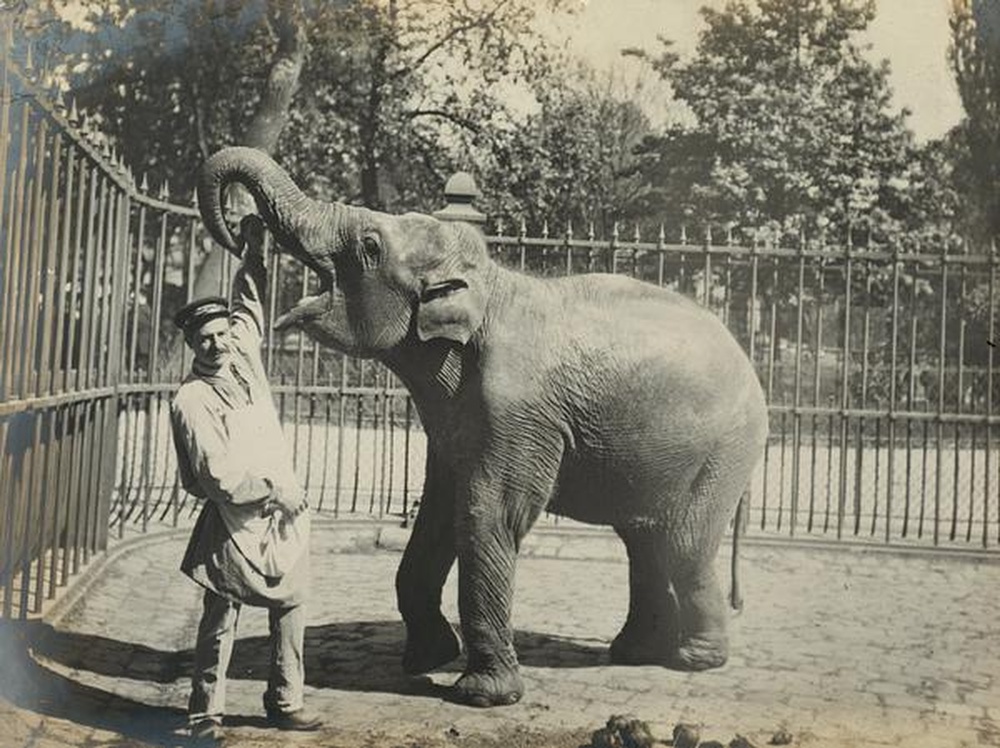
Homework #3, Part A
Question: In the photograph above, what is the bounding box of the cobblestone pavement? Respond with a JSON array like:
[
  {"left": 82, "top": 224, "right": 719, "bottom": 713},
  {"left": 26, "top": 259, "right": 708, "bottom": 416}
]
[{"left": 1, "top": 520, "right": 999, "bottom": 748}]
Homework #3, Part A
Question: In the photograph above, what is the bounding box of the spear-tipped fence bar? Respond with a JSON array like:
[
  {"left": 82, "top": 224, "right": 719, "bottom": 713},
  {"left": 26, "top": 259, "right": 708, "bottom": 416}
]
[{"left": 2, "top": 27, "right": 999, "bottom": 623}]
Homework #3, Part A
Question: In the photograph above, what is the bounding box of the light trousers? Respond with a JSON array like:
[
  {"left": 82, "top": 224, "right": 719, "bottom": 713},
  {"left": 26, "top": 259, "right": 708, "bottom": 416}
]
[{"left": 188, "top": 588, "right": 305, "bottom": 723}]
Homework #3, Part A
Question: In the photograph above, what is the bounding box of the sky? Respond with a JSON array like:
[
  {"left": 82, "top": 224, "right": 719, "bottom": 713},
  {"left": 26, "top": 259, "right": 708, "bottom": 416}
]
[{"left": 547, "top": 0, "right": 964, "bottom": 142}]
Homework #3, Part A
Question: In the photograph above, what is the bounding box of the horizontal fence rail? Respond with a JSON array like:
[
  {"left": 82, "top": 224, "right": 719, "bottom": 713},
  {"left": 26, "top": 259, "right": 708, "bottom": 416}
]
[{"left": 2, "top": 22, "right": 998, "bottom": 624}]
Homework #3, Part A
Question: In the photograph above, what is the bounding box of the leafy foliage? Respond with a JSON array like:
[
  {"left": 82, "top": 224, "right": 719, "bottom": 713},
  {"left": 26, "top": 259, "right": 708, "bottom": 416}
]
[
  {"left": 29, "top": 0, "right": 576, "bottom": 212},
  {"left": 32, "top": 0, "right": 286, "bottom": 197},
  {"left": 949, "top": 0, "right": 1000, "bottom": 244},
  {"left": 631, "top": 0, "right": 948, "bottom": 249},
  {"left": 476, "top": 65, "right": 654, "bottom": 236}
]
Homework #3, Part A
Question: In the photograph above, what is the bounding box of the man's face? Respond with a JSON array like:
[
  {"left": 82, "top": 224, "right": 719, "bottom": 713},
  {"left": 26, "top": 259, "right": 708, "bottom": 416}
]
[{"left": 186, "top": 317, "right": 232, "bottom": 369}]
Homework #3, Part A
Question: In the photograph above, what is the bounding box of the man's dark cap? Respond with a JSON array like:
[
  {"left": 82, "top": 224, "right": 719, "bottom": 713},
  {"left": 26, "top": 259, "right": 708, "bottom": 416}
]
[{"left": 173, "top": 296, "right": 230, "bottom": 333}]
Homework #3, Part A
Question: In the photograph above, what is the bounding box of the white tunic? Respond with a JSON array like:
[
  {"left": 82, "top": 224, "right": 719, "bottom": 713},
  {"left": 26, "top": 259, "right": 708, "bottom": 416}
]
[{"left": 170, "top": 258, "right": 309, "bottom": 583}]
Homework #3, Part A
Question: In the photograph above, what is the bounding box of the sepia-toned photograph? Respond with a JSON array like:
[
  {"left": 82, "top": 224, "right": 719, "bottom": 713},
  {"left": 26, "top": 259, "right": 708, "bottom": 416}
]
[{"left": 0, "top": 1, "right": 997, "bottom": 746}]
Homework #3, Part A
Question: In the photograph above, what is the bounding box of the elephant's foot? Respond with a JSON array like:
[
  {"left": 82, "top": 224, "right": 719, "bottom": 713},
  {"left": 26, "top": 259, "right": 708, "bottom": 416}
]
[
  {"left": 402, "top": 614, "right": 462, "bottom": 675},
  {"left": 609, "top": 626, "right": 676, "bottom": 666},
  {"left": 670, "top": 634, "right": 728, "bottom": 671},
  {"left": 451, "top": 668, "right": 524, "bottom": 708}
]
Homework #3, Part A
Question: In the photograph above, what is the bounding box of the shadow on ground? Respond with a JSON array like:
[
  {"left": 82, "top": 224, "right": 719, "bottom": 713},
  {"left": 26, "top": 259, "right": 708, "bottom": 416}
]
[
  {"left": 4, "top": 618, "right": 610, "bottom": 716},
  {"left": 0, "top": 622, "right": 190, "bottom": 747},
  {"left": 1, "top": 619, "right": 599, "bottom": 748}
]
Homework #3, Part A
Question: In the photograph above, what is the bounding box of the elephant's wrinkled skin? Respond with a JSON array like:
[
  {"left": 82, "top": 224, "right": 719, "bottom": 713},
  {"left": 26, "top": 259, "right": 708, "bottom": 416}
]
[{"left": 197, "top": 147, "right": 769, "bottom": 708}]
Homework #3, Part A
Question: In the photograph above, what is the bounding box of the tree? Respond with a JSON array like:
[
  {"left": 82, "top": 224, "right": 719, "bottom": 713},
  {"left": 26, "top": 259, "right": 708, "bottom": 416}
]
[
  {"left": 24, "top": 0, "right": 578, "bottom": 368},
  {"left": 279, "top": 0, "right": 576, "bottom": 213},
  {"left": 477, "top": 64, "right": 654, "bottom": 237},
  {"left": 33, "top": 0, "right": 575, "bottom": 211},
  {"left": 632, "top": 0, "right": 924, "bottom": 248},
  {"left": 949, "top": 0, "right": 1000, "bottom": 243},
  {"left": 27, "top": 0, "right": 309, "bottom": 311},
  {"left": 30, "top": 1, "right": 305, "bottom": 196}
]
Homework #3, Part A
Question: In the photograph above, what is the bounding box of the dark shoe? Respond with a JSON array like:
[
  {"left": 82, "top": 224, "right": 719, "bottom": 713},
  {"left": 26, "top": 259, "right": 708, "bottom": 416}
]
[
  {"left": 189, "top": 718, "right": 223, "bottom": 741},
  {"left": 265, "top": 708, "right": 323, "bottom": 731}
]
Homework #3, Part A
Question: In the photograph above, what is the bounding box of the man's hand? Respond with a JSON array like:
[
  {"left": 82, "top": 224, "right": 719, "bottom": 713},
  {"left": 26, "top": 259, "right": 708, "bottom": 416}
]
[
  {"left": 237, "top": 214, "right": 268, "bottom": 266},
  {"left": 260, "top": 481, "right": 309, "bottom": 520}
]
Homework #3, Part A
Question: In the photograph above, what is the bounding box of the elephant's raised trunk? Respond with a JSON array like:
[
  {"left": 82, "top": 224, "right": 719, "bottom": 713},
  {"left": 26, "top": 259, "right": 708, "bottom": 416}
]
[{"left": 196, "top": 146, "right": 355, "bottom": 278}]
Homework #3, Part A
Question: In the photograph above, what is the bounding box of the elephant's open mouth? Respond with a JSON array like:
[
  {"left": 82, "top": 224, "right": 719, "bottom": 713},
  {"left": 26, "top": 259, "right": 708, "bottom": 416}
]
[{"left": 273, "top": 277, "right": 335, "bottom": 332}]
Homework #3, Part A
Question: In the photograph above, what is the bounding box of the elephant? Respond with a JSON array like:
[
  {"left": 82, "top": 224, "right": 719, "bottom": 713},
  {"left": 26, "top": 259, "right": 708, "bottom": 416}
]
[{"left": 196, "top": 146, "right": 769, "bottom": 708}]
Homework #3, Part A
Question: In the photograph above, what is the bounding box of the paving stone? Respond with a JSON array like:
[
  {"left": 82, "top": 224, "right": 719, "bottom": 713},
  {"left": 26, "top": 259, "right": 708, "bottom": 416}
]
[{"left": 1, "top": 527, "right": 998, "bottom": 747}]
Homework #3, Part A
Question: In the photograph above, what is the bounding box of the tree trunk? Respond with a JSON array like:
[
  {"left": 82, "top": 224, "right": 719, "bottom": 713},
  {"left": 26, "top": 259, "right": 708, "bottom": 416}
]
[
  {"left": 168, "top": 0, "right": 307, "bottom": 373},
  {"left": 359, "top": 0, "right": 397, "bottom": 210},
  {"left": 191, "top": 0, "right": 308, "bottom": 300}
]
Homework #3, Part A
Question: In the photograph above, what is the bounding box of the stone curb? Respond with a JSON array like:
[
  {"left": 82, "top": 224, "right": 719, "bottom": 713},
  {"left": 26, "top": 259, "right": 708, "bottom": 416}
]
[
  {"left": 376, "top": 522, "right": 1000, "bottom": 564},
  {"left": 38, "top": 516, "right": 1000, "bottom": 628}
]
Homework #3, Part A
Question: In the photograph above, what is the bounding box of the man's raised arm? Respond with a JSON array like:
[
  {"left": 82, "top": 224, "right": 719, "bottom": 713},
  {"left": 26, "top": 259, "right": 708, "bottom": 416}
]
[{"left": 230, "top": 215, "right": 270, "bottom": 346}]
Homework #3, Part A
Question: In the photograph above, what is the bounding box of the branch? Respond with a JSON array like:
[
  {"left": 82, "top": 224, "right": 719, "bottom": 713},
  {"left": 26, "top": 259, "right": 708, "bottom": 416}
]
[
  {"left": 388, "top": 0, "right": 513, "bottom": 81},
  {"left": 406, "top": 108, "right": 482, "bottom": 134}
]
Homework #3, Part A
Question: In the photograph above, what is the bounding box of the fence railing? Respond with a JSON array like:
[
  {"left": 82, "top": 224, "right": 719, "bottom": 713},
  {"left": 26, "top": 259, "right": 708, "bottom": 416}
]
[
  {"left": 109, "top": 223, "right": 1000, "bottom": 555},
  {"left": 0, "top": 27, "right": 218, "bottom": 619},
  {"left": 2, "top": 22, "right": 998, "bottom": 625}
]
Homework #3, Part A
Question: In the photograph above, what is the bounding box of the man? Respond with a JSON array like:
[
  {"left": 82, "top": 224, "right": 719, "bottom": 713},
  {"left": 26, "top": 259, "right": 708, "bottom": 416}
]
[{"left": 170, "top": 215, "right": 322, "bottom": 740}]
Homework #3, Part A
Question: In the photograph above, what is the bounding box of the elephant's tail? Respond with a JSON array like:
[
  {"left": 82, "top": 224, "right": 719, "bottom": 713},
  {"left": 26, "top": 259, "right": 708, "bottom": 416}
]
[{"left": 729, "top": 493, "right": 746, "bottom": 612}]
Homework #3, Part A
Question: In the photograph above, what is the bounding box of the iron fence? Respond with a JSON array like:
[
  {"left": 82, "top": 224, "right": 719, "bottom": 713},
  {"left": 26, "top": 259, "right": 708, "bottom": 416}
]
[
  {"left": 2, "top": 23, "right": 998, "bottom": 624},
  {"left": 105, "top": 221, "right": 1000, "bottom": 556}
]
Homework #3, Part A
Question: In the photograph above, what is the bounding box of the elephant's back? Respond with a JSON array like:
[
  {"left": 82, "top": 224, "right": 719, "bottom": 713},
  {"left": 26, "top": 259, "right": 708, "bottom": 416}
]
[
  {"left": 551, "top": 273, "right": 758, "bottom": 395},
  {"left": 557, "top": 273, "right": 734, "bottom": 346}
]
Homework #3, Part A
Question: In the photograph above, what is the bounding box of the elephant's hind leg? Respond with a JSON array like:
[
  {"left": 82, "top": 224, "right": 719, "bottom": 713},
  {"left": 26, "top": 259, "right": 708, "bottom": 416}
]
[
  {"left": 665, "top": 451, "right": 753, "bottom": 672},
  {"left": 609, "top": 526, "right": 680, "bottom": 666},
  {"left": 667, "top": 555, "right": 730, "bottom": 671}
]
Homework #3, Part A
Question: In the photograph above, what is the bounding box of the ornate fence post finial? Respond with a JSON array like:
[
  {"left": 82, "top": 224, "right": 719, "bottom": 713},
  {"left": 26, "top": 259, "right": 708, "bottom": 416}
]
[{"left": 433, "top": 171, "right": 486, "bottom": 230}]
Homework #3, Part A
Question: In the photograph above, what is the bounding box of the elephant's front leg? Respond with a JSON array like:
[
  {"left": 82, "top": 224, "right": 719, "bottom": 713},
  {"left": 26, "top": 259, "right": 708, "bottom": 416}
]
[
  {"left": 396, "top": 453, "right": 461, "bottom": 675},
  {"left": 452, "top": 455, "right": 557, "bottom": 707}
]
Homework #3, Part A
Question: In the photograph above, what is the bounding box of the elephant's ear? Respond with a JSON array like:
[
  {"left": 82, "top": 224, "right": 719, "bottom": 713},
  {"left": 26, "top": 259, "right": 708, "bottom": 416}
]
[{"left": 416, "top": 275, "right": 485, "bottom": 345}]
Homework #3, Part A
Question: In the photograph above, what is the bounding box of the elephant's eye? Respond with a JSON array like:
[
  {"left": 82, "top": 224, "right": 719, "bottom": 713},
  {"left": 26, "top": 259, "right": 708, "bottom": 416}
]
[{"left": 359, "top": 235, "right": 381, "bottom": 270}]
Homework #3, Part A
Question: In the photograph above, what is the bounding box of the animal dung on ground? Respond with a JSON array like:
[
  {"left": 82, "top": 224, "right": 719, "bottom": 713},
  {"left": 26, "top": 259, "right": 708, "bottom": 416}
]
[
  {"left": 673, "top": 722, "right": 702, "bottom": 748},
  {"left": 589, "top": 714, "right": 660, "bottom": 748},
  {"left": 769, "top": 728, "right": 793, "bottom": 745}
]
